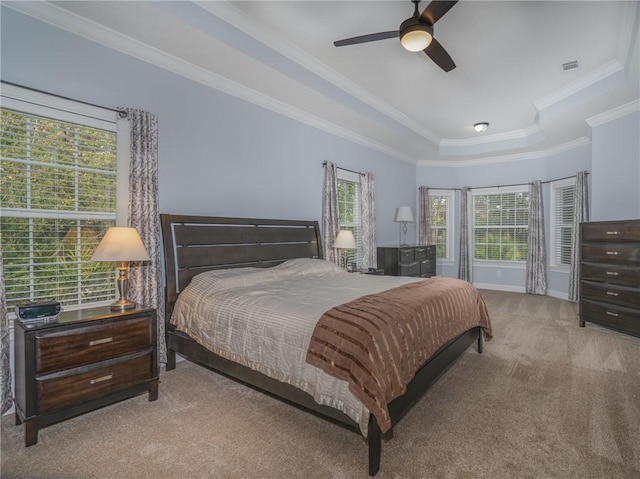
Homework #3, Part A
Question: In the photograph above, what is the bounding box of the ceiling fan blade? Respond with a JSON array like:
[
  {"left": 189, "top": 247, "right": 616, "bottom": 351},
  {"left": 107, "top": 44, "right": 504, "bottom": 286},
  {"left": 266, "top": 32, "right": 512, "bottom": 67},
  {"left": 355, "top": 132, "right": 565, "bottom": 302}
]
[
  {"left": 334, "top": 30, "right": 399, "bottom": 47},
  {"left": 420, "top": 1, "right": 458, "bottom": 26},
  {"left": 424, "top": 37, "right": 456, "bottom": 72}
]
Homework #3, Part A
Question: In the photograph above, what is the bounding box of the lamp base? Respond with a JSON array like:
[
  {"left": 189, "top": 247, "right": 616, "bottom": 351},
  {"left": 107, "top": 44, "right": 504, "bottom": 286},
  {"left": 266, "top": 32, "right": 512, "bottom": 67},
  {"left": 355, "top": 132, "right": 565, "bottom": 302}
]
[{"left": 110, "top": 298, "right": 136, "bottom": 311}]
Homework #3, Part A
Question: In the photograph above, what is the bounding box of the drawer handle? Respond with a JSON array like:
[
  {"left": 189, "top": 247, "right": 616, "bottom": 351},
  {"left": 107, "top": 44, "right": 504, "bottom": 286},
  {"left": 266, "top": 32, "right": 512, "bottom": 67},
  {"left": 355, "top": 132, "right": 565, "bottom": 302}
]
[
  {"left": 606, "top": 291, "right": 619, "bottom": 297},
  {"left": 606, "top": 231, "right": 621, "bottom": 235},
  {"left": 89, "top": 337, "right": 113, "bottom": 346},
  {"left": 606, "top": 251, "right": 619, "bottom": 256},
  {"left": 606, "top": 311, "right": 619, "bottom": 317},
  {"left": 89, "top": 374, "right": 113, "bottom": 385},
  {"left": 606, "top": 271, "right": 619, "bottom": 276}
]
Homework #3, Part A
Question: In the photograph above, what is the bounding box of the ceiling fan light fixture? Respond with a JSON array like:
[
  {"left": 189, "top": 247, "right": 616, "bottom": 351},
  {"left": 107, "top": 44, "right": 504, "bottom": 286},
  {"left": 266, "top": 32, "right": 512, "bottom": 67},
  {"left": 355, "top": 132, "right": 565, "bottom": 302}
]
[
  {"left": 401, "top": 28, "right": 433, "bottom": 52},
  {"left": 400, "top": 18, "right": 433, "bottom": 52},
  {"left": 474, "top": 122, "right": 489, "bottom": 133}
]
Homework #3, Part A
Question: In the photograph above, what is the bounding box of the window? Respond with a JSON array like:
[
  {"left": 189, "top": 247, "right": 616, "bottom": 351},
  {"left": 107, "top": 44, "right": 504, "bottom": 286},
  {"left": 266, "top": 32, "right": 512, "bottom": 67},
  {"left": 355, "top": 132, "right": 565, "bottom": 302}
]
[
  {"left": 550, "top": 178, "right": 576, "bottom": 268},
  {"left": 337, "top": 169, "right": 362, "bottom": 268},
  {"left": 473, "top": 187, "right": 529, "bottom": 262},
  {"left": 1, "top": 85, "right": 121, "bottom": 309},
  {"left": 428, "top": 190, "right": 454, "bottom": 261}
]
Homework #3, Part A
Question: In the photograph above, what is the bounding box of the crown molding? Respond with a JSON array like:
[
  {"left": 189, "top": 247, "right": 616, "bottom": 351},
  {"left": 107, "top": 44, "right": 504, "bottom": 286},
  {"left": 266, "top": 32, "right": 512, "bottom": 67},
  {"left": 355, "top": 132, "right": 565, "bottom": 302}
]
[
  {"left": 194, "top": 1, "right": 441, "bottom": 145},
  {"left": 4, "top": 1, "right": 417, "bottom": 165},
  {"left": 586, "top": 99, "right": 640, "bottom": 128},
  {"left": 418, "top": 136, "right": 590, "bottom": 168},
  {"left": 534, "top": 59, "right": 624, "bottom": 116}
]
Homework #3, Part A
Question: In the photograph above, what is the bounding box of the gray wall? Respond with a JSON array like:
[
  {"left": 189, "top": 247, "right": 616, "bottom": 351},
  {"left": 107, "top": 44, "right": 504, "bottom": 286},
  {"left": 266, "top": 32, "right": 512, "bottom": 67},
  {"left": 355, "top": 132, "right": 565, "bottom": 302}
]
[
  {"left": 2, "top": 7, "right": 638, "bottom": 298},
  {"left": 416, "top": 119, "right": 640, "bottom": 298},
  {"left": 0, "top": 7, "right": 415, "bottom": 247},
  {"left": 591, "top": 112, "right": 640, "bottom": 221}
]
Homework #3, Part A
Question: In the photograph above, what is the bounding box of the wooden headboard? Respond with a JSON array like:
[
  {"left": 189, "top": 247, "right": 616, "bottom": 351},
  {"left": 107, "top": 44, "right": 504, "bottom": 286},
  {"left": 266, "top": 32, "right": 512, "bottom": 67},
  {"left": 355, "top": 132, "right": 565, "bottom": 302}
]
[{"left": 160, "top": 214, "right": 323, "bottom": 317}]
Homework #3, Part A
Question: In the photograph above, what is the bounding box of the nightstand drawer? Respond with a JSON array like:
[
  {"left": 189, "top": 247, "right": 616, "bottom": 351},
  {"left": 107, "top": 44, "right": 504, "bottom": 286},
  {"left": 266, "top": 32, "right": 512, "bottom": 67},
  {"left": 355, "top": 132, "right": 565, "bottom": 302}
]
[
  {"left": 399, "top": 261, "right": 419, "bottom": 276},
  {"left": 36, "top": 316, "right": 152, "bottom": 374},
  {"left": 399, "top": 248, "right": 415, "bottom": 261},
  {"left": 37, "top": 351, "right": 152, "bottom": 414}
]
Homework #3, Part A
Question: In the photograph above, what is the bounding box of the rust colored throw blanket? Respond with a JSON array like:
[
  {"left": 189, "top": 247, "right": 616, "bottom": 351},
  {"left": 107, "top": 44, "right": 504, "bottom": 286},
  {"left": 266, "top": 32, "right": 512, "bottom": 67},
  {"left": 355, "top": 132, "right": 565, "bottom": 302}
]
[{"left": 306, "top": 277, "right": 492, "bottom": 433}]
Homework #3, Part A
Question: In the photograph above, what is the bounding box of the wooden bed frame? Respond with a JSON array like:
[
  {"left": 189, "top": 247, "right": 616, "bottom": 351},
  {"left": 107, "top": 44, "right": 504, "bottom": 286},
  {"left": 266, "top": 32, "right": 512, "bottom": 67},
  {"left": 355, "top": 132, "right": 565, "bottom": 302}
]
[{"left": 160, "top": 214, "right": 483, "bottom": 476}]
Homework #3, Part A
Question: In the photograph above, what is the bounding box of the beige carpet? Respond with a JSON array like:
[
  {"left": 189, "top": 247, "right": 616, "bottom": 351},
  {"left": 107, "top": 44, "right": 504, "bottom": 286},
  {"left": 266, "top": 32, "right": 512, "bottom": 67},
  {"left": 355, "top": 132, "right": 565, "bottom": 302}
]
[{"left": 2, "top": 290, "right": 639, "bottom": 479}]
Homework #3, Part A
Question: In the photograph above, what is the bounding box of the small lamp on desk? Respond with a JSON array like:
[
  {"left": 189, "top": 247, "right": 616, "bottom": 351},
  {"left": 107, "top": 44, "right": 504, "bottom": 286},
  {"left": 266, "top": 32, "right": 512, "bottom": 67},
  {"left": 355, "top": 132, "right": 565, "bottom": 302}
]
[
  {"left": 395, "top": 206, "right": 414, "bottom": 246},
  {"left": 333, "top": 230, "right": 356, "bottom": 270},
  {"left": 91, "top": 227, "right": 150, "bottom": 311}
]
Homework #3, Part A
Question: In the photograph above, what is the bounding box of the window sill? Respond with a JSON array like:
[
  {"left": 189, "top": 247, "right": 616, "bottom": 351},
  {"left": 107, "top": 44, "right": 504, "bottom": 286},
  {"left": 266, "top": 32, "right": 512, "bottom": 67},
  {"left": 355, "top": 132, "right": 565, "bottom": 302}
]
[{"left": 473, "top": 260, "right": 526, "bottom": 270}]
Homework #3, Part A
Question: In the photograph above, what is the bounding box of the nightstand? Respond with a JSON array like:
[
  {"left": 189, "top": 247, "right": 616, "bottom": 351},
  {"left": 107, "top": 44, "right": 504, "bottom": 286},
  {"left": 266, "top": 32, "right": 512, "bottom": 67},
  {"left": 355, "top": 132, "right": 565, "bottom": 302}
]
[
  {"left": 377, "top": 245, "right": 436, "bottom": 277},
  {"left": 13, "top": 304, "right": 158, "bottom": 446}
]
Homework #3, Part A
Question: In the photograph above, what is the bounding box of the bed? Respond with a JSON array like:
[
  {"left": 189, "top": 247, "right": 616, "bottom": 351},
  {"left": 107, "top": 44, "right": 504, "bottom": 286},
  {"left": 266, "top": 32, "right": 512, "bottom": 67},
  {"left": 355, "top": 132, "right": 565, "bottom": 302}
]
[{"left": 160, "top": 214, "right": 492, "bottom": 476}]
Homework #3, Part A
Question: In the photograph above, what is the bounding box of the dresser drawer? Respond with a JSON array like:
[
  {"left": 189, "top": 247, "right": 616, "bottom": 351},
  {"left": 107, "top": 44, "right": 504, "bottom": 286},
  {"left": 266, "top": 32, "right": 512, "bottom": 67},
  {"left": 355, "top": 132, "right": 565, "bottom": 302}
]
[
  {"left": 36, "top": 316, "right": 153, "bottom": 374},
  {"left": 581, "top": 281, "right": 640, "bottom": 309},
  {"left": 581, "top": 262, "right": 640, "bottom": 287},
  {"left": 420, "top": 259, "right": 435, "bottom": 275},
  {"left": 399, "top": 261, "right": 420, "bottom": 276},
  {"left": 582, "top": 222, "right": 640, "bottom": 242},
  {"left": 581, "top": 243, "right": 640, "bottom": 264},
  {"left": 581, "top": 300, "right": 639, "bottom": 336},
  {"left": 399, "top": 248, "right": 415, "bottom": 261},
  {"left": 37, "top": 351, "right": 153, "bottom": 414},
  {"left": 414, "top": 248, "right": 427, "bottom": 260}
]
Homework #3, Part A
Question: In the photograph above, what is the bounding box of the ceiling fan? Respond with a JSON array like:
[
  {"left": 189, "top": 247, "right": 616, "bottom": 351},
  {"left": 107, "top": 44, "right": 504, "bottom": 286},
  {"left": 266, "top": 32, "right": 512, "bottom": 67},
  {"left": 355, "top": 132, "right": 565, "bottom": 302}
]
[{"left": 333, "top": 0, "right": 458, "bottom": 72}]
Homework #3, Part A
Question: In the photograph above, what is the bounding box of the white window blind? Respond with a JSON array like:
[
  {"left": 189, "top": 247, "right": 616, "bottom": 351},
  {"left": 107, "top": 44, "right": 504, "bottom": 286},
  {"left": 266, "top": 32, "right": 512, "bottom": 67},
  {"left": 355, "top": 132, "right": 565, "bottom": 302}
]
[
  {"left": 551, "top": 179, "right": 576, "bottom": 267},
  {"left": 337, "top": 169, "right": 362, "bottom": 268},
  {"left": 1, "top": 88, "right": 119, "bottom": 308},
  {"left": 473, "top": 187, "right": 529, "bottom": 262},
  {"left": 428, "top": 190, "right": 454, "bottom": 261}
]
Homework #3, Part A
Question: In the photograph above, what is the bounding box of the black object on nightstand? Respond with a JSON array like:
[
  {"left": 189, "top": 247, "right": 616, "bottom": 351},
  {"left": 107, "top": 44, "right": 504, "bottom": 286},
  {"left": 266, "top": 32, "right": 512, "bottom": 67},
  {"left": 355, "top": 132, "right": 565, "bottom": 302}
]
[
  {"left": 377, "top": 245, "right": 436, "bottom": 277},
  {"left": 13, "top": 304, "right": 159, "bottom": 446}
]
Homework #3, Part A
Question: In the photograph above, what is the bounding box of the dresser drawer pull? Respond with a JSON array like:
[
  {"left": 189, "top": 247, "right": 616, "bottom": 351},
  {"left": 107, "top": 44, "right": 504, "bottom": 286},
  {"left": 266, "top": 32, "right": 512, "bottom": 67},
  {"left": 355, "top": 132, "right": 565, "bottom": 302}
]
[
  {"left": 605, "top": 231, "right": 621, "bottom": 235},
  {"left": 606, "top": 291, "right": 619, "bottom": 297},
  {"left": 606, "top": 271, "right": 619, "bottom": 276},
  {"left": 606, "top": 251, "right": 619, "bottom": 256},
  {"left": 89, "top": 374, "right": 113, "bottom": 385},
  {"left": 89, "top": 337, "right": 113, "bottom": 346},
  {"left": 606, "top": 311, "right": 619, "bottom": 317}
]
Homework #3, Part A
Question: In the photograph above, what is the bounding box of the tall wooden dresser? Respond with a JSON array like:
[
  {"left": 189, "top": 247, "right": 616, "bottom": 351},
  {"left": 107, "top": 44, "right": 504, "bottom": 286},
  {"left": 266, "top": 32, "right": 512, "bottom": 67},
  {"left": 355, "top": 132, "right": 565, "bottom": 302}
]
[
  {"left": 579, "top": 219, "right": 640, "bottom": 337},
  {"left": 376, "top": 245, "right": 436, "bottom": 278}
]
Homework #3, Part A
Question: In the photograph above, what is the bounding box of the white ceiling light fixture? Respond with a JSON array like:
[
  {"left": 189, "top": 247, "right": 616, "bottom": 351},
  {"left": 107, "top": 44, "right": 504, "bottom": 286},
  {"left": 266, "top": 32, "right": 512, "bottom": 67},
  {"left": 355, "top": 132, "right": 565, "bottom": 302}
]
[{"left": 474, "top": 122, "right": 489, "bottom": 133}]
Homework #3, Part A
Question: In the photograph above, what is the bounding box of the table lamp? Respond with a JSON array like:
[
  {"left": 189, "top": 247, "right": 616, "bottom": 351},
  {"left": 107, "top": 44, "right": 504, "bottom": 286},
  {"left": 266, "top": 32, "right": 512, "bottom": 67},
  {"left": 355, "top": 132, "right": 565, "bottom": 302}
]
[
  {"left": 395, "top": 206, "right": 414, "bottom": 246},
  {"left": 333, "top": 230, "right": 356, "bottom": 270},
  {"left": 91, "top": 227, "right": 150, "bottom": 311}
]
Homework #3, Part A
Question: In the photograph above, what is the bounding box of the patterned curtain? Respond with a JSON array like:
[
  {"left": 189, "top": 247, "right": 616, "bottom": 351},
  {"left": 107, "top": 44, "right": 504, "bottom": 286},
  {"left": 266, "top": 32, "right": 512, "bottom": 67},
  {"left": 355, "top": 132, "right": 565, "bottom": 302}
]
[
  {"left": 569, "top": 171, "right": 589, "bottom": 302},
  {"left": 0, "top": 248, "right": 12, "bottom": 414},
  {"left": 322, "top": 162, "right": 340, "bottom": 265},
  {"left": 526, "top": 180, "right": 547, "bottom": 295},
  {"left": 121, "top": 109, "right": 166, "bottom": 364},
  {"left": 360, "top": 172, "right": 377, "bottom": 269},
  {"left": 418, "top": 186, "right": 431, "bottom": 245},
  {"left": 458, "top": 187, "right": 471, "bottom": 281}
]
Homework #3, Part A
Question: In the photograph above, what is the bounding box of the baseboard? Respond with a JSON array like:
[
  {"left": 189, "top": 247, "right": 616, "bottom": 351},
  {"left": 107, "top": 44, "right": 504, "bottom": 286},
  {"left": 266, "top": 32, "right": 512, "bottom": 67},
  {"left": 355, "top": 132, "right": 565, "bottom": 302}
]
[
  {"left": 474, "top": 283, "right": 571, "bottom": 302},
  {"left": 473, "top": 282, "right": 526, "bottom": 293}
]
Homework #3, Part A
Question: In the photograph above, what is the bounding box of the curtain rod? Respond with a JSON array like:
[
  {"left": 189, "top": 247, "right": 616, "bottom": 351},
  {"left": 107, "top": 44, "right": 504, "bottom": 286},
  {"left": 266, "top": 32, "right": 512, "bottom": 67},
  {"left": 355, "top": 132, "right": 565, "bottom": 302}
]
[
  {"left": 1, "top": 80, "right": 128, "bottom": 118},
  {"left": 322, "top": 161, "right": 365, "bottom": 176},
  {"left": 420, "top": 172, "right": 589, "bottom": 191}
]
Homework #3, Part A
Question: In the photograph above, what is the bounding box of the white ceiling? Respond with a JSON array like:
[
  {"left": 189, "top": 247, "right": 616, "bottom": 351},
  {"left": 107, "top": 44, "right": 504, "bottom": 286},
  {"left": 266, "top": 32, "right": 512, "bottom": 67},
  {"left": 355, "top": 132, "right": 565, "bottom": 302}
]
[{"left": 10, "top": 1, "right": 640, "bottom": 164}]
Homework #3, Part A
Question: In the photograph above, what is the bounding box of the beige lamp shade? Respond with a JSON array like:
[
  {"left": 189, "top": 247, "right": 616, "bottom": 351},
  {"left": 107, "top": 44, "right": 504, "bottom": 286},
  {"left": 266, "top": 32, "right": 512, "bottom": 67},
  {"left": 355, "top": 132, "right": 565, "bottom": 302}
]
[
  {"left": 394, "top": 206, "right": 414, "bottom": 223},
  {"left": 91, "top": 227, "right": 150, "bottom": 262},
  {"left": 333, "top": 230, "right": 356, "bottom": 249}
]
